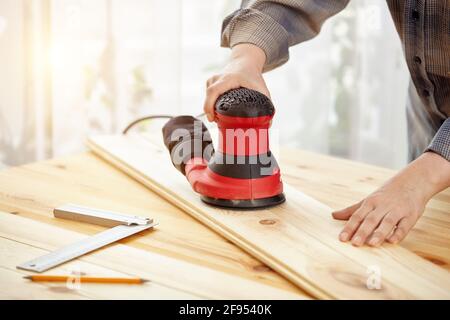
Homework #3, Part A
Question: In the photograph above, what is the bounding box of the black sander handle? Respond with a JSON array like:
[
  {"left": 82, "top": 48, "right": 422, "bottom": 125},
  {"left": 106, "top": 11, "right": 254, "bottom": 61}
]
[{"left": 215, "top": 87, "right": 275, "bottom": 118}]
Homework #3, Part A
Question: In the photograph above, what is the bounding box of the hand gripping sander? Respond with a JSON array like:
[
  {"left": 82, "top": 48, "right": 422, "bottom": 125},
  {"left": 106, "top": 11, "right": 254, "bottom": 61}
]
[{"left": 162, "top": 88, "right": 285, "bottom": 209}]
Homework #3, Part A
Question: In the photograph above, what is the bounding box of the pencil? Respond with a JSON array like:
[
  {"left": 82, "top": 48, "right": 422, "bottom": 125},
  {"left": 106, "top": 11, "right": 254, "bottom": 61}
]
[{"left": 24, "top": 275, "right": 149, "bottom": 284}]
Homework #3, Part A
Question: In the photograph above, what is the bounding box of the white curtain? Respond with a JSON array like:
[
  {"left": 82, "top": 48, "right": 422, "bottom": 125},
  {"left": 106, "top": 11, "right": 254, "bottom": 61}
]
[{"left": 0, "top": 0, "right": 409, "bottom": 169}]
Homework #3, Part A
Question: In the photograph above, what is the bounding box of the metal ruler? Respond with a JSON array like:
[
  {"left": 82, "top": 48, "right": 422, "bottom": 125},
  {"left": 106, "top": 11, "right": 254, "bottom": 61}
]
[{"left": 17, "top": 204, "right": 157, "bottom": 273}]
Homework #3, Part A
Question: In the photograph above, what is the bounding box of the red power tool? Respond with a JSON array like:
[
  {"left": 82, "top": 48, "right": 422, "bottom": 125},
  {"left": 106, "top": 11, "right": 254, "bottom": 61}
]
[{"left": 162, "top": 88, "right": 285, "bottom": 209}]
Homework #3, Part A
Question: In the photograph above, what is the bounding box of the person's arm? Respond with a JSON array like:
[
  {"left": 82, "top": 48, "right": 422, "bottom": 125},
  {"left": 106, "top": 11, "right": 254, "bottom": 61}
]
[
  {"left": 203, "top": 43, "right": 268, "bottom": 121},
  {"left": 333, "top": 118, "right": 450, "bottom": 246},
  {"left": 204, "top": 0, "right": 350, "bottom": 121}
]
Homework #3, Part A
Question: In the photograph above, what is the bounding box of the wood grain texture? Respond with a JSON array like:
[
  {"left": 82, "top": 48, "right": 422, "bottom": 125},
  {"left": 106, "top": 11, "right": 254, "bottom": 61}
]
[
  {"left": 280, "top": 148, "right": 450, "bottom": 270},
  {"left": 0, "top": 235, "right": 197, "bottom": 299},
  {"left": 0, "top": 151, "right": 307, "bottom": 298},
  {"left": 0, "top": 211, "right": 302, "bottom": 299},
  {"left": 1, "top": 133, "right": 448, "bottom": 300},
  {"left": 87, "top": 134, "right": 450, "bottom": 299}
]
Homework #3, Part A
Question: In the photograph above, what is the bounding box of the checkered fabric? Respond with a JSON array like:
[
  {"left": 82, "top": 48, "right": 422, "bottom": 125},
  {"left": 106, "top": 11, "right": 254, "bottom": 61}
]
[
  {"left": 221, "top": 0, "right": 450, "bottom": 161},
  {"left": 427, "top": 118, "right": 450, "bottom": 160}
]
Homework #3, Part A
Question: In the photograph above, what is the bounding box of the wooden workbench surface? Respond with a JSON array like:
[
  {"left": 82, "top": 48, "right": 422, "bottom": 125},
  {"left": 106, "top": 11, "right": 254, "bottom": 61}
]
[{"left": 0, "top": 148, "right": 449, "bottom": 299}]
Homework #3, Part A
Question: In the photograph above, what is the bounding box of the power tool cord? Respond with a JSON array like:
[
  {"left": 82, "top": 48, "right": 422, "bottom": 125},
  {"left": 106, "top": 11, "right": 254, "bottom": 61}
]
[{"left": 122, "top": 113, "right": 206, "bottom": 134}]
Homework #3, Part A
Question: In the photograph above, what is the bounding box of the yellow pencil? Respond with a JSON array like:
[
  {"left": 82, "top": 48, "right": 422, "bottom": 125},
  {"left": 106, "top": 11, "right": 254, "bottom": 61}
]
[{"left": 24, "top": 275, "right": 149, "bottom": 284}]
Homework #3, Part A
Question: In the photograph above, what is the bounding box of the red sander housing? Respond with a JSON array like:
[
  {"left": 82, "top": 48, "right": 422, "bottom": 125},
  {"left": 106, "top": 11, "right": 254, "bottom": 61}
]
[{"left": 162, "top": 88, "right": 285, "bottom": 209}]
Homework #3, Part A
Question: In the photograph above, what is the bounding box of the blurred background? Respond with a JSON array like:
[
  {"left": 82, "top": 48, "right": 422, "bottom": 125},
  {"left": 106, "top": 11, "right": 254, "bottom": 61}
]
[{"left": 0, "top": 0, "right": 410, "bottom": 170}]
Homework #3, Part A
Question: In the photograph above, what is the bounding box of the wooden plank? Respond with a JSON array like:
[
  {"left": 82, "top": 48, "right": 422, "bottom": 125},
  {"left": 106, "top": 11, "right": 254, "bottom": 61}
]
[
  {"left": 0, "top": 154, "right": 306, "bottom": 297},
  {"left": 280, "top": 148, "right": 450, "bottom": 270},
  {"left": 0, "top": 236, "right": 197, "bottom": 299},
  {"left": 1, "top": 141, "right": 448, "bottom": 299},
  {"left": 0, "top": 211, "right": 303, "bottom": 299},
  {"left": 87, "top": 134, "right": 450, "bottom": 299}
]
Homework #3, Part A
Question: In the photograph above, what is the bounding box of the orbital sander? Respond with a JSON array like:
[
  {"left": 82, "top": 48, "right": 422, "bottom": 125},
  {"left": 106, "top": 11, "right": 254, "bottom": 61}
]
[{"left": 162, "top": 88, "right": 285, "bottom": 209}]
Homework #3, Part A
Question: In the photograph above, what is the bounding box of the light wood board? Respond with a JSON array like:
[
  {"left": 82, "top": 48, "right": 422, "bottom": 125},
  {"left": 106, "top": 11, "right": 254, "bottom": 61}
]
[
  {"left": 0, "top": 152, "right": 308, "bottom": 299},
  {"left": 0, "top": 233, "right": 197, "bottom": 299},
  {"left": 0, "top": 211, "right": 302, "bottom": 299},
  {"left": 87, "top": 134, "right": 450, "bottom": 299},
  {"left": 280, "top": 148, "right": 450, "bottom": 269}
]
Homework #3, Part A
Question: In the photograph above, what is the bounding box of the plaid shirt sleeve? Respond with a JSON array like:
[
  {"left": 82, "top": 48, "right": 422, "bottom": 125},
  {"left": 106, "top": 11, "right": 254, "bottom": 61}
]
[
  {"left": 426, "top": 118, "right": 450, "bottom": 161},
  {"left": 221, "top": 0, "right": 350, "bottom": 71}
]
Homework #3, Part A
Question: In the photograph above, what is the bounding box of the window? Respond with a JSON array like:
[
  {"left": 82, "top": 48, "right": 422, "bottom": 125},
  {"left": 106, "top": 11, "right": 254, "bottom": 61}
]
[{"left": 0, "top": 0, "right": 408, "bottom": 169}]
